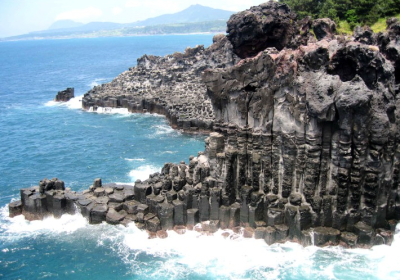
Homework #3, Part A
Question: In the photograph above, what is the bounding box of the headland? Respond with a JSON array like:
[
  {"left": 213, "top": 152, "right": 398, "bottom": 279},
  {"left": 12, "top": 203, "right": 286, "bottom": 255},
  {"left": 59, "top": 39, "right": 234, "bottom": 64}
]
[{"left": 9, "top": 1, "right": 400, "bottom": 248}]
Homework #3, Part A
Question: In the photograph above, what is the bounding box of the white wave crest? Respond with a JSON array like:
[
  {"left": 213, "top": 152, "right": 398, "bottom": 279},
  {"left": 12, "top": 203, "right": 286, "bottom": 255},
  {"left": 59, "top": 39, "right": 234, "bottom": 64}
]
[
  {"left": 89, "top": 78, "right": 108, "bottom": 88},
  {"left": 44, "top": 95, "right": 83, "bottom": 110},
  {"left": 120, "top": 225, "right": 400, "bottom": 280},
  {"left": 1, "top": 201, "right": 400, "bottom": 279},
  {"left": 160, "top": 150, "right": 177, "bottom": 155},
  {"left": 44, "top": 100, "right": 58, "bottom": 107},
  {"left": 1, "top": 206, "right": 88, "bottom": 240},
  {"left": 149, "top": 124, "right": 175, "bottom": 137},
  {"left": 65, "top": 95, "right": 83, "bottom": 109},
  {"left": 125, "top": 158, "right": 145, "bottom": 162},
  {"left": 90, "top": 107, "right": 130, "bottom": 115},
  {"left": 129, "top": 165, "right": 160, "bottom": 181}
]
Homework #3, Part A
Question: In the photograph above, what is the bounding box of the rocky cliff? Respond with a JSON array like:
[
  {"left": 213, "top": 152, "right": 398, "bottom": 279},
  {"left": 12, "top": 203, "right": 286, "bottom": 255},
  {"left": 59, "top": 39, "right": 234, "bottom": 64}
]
[
  {"left": 10, "top": 1, "right": 400, "bottom": 248},
  {"left": 81, "top": 34, "right": 239, "bottom": 132}
]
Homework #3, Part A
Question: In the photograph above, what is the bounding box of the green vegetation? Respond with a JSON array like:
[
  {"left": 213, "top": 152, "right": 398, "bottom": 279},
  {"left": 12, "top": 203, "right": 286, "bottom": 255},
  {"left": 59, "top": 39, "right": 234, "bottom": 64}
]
[
  {"left": 336, "top": 20, "right": 352, "bottom": 35},
  {"left": 280, "top": 0, "right": 400, "bottom": 31},
  {"left": 370, "top": 13, "right": 400, "bottom": 32}
]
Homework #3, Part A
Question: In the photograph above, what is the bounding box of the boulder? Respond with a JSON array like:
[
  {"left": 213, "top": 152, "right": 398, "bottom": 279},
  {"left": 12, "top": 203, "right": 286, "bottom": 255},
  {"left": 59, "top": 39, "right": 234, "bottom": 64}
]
[
  {"left": 106, "top": 209, "right": 126, "bottom": 225},
  {"left": 90, "top": 204, "right": 108, "bottom": 224},
  {"left": 55, "top": 88, "right": 74, "bottom": 102},
  {"left": 227, "top": 1, "right": 297, "bottom": 58},
  {"left": 313, "top": 18, "right": 336, "bottom": 40},
  {"left": 8, "top": 200, "right": 22, "bottom": 218}
]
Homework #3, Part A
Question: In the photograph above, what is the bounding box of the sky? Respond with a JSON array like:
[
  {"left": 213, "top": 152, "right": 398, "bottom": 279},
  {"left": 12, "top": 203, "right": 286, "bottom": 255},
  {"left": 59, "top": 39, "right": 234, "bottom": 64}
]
[{"left": 0, "top": 0, "right": 266, "bottom": 38}]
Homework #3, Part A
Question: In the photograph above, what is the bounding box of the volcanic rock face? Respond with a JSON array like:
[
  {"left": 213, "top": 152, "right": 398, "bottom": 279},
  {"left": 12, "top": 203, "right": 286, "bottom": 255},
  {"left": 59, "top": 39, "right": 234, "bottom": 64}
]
[
  {"left": 55, "top": 87, "right": 74, "bottom": 102},
  {"left": 10, "top": 2, "right": 400, "bottom": 248},
  {"left": 226, "top": 1, "right": 311, "bottom": 58}
]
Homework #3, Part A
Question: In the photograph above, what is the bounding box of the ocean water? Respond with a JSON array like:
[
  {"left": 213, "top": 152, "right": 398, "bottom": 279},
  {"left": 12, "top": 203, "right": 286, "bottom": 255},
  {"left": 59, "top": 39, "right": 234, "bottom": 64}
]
[{"left": 0, "top": 35, "right": 399, "bottom": 280}]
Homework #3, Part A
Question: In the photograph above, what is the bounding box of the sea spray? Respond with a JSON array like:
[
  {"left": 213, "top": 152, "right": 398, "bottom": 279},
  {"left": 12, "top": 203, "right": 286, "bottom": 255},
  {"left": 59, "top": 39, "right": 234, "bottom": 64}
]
[
  {"left": 129, "top": 165, "right": 161, "bottom": 181},
  {"left": 3, "top": 206, "right": 399, "bottom": 279}
]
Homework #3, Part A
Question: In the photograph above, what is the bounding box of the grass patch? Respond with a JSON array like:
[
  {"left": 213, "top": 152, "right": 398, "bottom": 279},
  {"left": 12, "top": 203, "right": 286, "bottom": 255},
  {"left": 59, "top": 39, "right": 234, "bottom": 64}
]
[
  {"left": 337, "top": 20, "right": 353, "bottom": 35},
  {"left": 371, "top": 18, "right": 388, "bottom": 33},
  {"left": 336, "top": 13, "right": 400, "bottom": 35},
  {"left": 371, "top": 13, "right": 400, "bottom": 33}
]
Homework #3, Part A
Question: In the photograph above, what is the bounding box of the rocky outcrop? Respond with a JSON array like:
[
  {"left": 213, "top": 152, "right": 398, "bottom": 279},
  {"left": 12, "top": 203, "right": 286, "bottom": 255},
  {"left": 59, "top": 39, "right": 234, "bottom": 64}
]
[
  {"left": 82, "top": 35, "right": 239, "bottom": 133},
  {"left": 226, "top": 2, "right": 312, "bottom": 58},
  {"left": 9, "top": 1, "right": 400, "bottom": 248},
  {"left": 313, "top": 18, "right": 336, "bottom": 41},
  {"left": 55, "top": 87, "right": 74, "bottom": 102}
]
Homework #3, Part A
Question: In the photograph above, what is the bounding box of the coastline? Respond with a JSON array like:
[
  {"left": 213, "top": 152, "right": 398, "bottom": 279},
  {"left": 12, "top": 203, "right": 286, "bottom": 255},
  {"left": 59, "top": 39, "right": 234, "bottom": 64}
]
[
  {"left": 7, "top": 1, "right": 400, "bottom": 251},
  {"left": 0, "top": 32, "right": 222, "bottom": 43}
]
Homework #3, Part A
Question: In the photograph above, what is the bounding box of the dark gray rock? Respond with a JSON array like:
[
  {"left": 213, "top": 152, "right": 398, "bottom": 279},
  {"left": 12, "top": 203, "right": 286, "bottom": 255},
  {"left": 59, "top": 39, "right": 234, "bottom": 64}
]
[
  {"left": 8, "top": 200, "right": 22, "bottom": 218},
  {"left": 106, "top": 209, "right": 126, "bottom": 225},
  {"left": 313, "top": 18, "right": 336, "bottom": 40},
  {"left": 226, "top": 1, "right": 301, "bottom": 58},
  {"left": 313, "top": 227, "right": 340, "bottom": 246},
  {"left": 90, "top": 204, "right": 108, "bottom": 224},
  {"left": 55, "top": 88, "right": 74, "bottom": 102}
]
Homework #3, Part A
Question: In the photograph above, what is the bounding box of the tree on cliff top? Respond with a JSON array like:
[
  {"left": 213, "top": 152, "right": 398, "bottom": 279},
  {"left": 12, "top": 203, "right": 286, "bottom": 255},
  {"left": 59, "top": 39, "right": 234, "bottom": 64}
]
[{"left": 279, "top": 0, "right": 400, "bottom": 28}]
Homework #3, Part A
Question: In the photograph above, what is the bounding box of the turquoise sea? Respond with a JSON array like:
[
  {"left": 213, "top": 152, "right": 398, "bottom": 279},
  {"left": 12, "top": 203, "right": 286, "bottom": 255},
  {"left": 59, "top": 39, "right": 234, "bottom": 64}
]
[{"left": 0, "top": 35, "right": 399, "bottom": 280}]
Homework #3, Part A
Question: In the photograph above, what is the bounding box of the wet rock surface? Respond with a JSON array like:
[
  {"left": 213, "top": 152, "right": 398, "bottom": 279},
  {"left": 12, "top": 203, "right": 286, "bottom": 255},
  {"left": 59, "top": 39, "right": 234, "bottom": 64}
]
[
  {"left": 10, "top": 1, "right": 400, "bottom": 248},
  {"left": 55, "top": 87, "right": 74, "bottom": 102}
]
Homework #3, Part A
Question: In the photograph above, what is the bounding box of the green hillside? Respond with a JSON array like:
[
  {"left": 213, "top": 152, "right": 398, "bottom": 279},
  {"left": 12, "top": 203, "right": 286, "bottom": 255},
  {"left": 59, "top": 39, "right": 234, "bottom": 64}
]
[{"left": 280, "top": 0, "right": 400, "bottom": 32}]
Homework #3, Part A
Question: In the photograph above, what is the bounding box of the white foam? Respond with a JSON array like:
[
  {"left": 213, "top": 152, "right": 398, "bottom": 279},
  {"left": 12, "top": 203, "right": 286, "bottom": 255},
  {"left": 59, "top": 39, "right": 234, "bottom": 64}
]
[
  {"left": 122, "top": 228, "right": 318, "bottom": 279},
  {"left": 65, "top": 95, "right": 83, "bottom": 109},
  {"left": 120, "top": 225, "right": 400, "bottom": 279},
  {"left": 125, "top": 158, "right": 145, "bottom": 162},
  {"left": 89, "top": 77, "right": 109, "bottom": 88},
  {"left": 90, "top": 81, "right": 99, "bottom": 88},
  {"left": 114, "top": 182, "right": 136, "bottom": 186},
  {"left": 1, "top": 200, "right": 400, "bottom": 279},
  {"left": 91, "top": 107, "right": 130, "bottom": 115},
  {"left": 129, "top": 164, "right": 160, "bottom": 181},
  {"left": 161, "top": 150, "right": 177, "bottom": 154},
  {"left": 1, "top": 206, "right": 88, "bottom": 240},
  {"left": 151, "top": 124, "right": 175, "bottom": 136},
  {"left": 44, "top": 95, "right": 83, "bottom": 109},
  {"left": 44, "top": 100, "right": 58, "bottom": 107}
]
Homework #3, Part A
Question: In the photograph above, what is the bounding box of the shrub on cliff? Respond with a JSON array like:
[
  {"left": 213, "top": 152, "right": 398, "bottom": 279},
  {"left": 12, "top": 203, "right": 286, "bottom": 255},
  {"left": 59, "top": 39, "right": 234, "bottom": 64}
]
[{"left": 279, "top": 0, "right": 400, "bottom": 27}]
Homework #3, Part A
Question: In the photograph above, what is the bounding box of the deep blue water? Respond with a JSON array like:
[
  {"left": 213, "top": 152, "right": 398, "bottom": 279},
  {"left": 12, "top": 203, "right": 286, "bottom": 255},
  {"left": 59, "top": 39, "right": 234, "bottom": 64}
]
[{"left": 0, "top": 35, "right": 399, "bottom": 280}]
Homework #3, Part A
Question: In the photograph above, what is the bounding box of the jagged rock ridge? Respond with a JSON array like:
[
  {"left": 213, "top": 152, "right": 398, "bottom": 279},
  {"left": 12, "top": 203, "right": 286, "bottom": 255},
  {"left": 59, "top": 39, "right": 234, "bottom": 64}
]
[
  {"left": 10, "top": 1, "right": 400, "bottom": 248},
  {"left": 82, "top": 35, "right": 239, "bottom": 132}
]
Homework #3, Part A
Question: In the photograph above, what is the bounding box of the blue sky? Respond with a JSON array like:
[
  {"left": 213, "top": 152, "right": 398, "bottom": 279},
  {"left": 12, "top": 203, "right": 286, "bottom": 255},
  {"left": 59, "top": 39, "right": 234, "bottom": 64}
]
[{"left": 0, "top": 0, "right": 265, "bottom": 38}]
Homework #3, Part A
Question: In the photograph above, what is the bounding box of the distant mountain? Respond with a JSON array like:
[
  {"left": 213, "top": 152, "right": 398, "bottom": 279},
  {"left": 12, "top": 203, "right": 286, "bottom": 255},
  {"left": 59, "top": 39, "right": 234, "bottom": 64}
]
[
  {"left": 131, "top": 4, "right": 234, "bottom": 27},
  {"left": 1, "top": 4, "right": 234, "bottom": 41},
  {"left": 48, "top": 20, "right": 83, "bottom": 30}
]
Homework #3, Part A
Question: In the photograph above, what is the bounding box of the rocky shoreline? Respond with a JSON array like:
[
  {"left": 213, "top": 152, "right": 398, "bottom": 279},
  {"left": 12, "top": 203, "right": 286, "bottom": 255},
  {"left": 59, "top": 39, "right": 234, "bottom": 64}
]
[
  {"left": 9, "top": 1, "right": 400, "bottom": 248},
  {"left": 81, "top": 34, "right": 239, "bottom": 133}
]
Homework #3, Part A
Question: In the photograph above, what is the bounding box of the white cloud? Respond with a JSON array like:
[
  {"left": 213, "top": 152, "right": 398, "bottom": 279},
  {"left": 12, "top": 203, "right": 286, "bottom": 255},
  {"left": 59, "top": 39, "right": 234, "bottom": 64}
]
[
  {"left": 126, "top": 0, "right": 180, "bottom": 14},
  {"left": 55, "top": 7, "right": 103, "bottom": 21},
  {"left": 112, "top": 7, "right": 122, "bottom": 15},
  {"left": 125, "top": 0, "right": 142, "bottom": 8}
]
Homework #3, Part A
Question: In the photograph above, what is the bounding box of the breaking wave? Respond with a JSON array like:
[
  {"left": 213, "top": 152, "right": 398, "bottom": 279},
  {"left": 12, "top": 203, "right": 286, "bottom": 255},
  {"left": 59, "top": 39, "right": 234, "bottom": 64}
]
[
  {"left": 44, "top": 95, "right": 83, "bottom": 109},
  {"left": 129, "top": 165, "right": 160, "bottom": 181},
  {"left": 2, "top": 203, "right": 400, "bottom": 279}
]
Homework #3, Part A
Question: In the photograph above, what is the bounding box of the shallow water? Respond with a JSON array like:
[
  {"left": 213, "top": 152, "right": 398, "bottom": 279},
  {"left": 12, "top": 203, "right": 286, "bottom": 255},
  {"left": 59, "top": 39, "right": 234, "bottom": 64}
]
[{"left": 0, "top": 35, "right": 399, "bottom": 280}]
